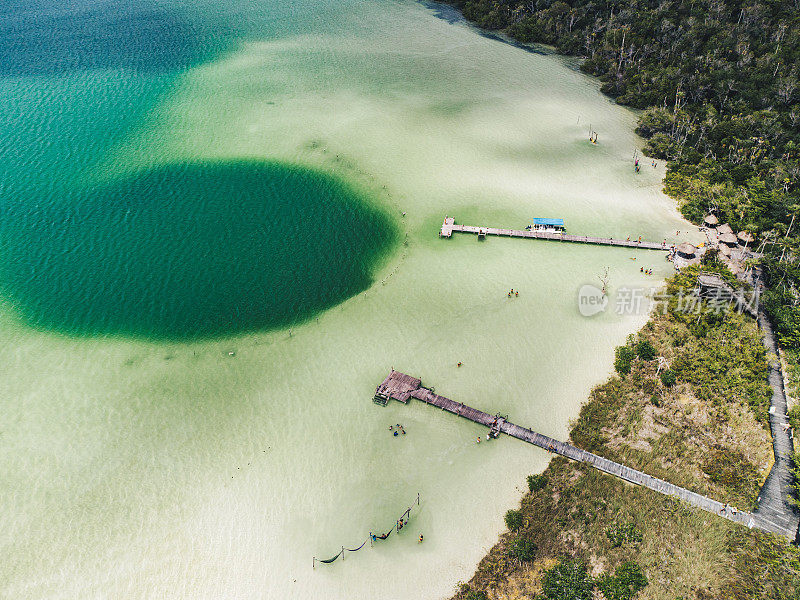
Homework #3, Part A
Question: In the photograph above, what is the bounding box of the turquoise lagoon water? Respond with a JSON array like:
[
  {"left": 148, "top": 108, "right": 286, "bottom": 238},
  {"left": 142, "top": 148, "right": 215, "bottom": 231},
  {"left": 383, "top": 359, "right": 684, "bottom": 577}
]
[{"left": 0, "top": 1, "right": 698, "bottom": 599}]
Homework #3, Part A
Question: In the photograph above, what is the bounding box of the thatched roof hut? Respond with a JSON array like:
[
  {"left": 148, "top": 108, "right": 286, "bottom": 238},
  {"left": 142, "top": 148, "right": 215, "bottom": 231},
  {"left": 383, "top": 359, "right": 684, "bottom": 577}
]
[
  {"left": 697, "top": 272, "right": 730, "bottom": 297},
  {"left": 704, "top": 214, "right": 719, "bottom": 226},
  {"left": 717, "top": 223, "right": 734, "bottom": 235},
  {"left": 719, "top": 232, "right": 739, "bottom": 246},
  {"left": 677, "top": 242, "right": 697, "bottom": 257},
  {"left": 737, "top": 231, "right": 755, "bottom": 244}
]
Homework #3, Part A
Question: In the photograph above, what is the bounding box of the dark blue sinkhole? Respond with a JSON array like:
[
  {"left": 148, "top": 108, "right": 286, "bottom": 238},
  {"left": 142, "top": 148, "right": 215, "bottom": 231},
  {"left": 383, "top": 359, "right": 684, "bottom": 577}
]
[{"left": 0, "top": 160, "right": 399, "bottom": 339}]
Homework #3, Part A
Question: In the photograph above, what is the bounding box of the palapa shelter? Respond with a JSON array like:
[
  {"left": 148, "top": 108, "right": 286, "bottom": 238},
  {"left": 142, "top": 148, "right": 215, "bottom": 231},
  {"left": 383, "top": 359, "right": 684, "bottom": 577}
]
[
  {"left": 677, "top": 242, "right": 697, "bottom": 258},
  {"left": 532, "top": 217, "right": 565, "bottom": 232},
  {"left": 697, "top": 272, "right": 732, "bottom": 300},
  {"left": 737, "top": 231, "right": 755, "bottom": 245},
  {"left": 717, "top": 223, "right": 734, "bottom": 235},
  {"left": 373, "top": 370, "right": 422, "bottom": 405},
  {"left": 719, "top": 232, "right": 739, "bottom": 247},
  {"left": 704, "top": 214, "right": 719, "bottom": 227}
]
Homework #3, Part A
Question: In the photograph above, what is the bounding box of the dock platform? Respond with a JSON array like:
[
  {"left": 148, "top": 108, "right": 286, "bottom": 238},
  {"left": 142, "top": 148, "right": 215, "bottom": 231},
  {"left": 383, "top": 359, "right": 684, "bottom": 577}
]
[
  {"left": 440, "top": 216, "right": 671, "bottom": 251},
  {"left": 374, "top": 371, "right": 797, "bottom": 540}
]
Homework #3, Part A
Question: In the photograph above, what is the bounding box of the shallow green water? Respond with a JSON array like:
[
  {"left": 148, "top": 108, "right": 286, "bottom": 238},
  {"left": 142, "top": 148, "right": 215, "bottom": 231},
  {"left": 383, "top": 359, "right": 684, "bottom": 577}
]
[
  {"left": 0, "top": 1, "right": 701, "bottom": 599},
  {"left": 0, "top": 161, "right": 396, "bottom": 338}
]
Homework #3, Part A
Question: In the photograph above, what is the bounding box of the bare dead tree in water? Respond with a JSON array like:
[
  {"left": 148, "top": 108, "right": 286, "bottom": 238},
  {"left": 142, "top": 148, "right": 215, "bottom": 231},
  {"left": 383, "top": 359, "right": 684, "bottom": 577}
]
[{"left": 597, "top": 267, "right": 610, "bottom": 296}]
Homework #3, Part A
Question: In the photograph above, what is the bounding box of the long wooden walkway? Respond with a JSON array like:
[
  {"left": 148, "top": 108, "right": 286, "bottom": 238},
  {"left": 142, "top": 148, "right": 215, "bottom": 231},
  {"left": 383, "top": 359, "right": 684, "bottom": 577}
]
[
  {"left": 439, "top": 217, "right": 671, "bottom": 251},
  {"left": 755, "top": 305, "right": 800, "bottom": 534},
  {"left": 375, "top": 371, "right": 797, "bottom": 540}
]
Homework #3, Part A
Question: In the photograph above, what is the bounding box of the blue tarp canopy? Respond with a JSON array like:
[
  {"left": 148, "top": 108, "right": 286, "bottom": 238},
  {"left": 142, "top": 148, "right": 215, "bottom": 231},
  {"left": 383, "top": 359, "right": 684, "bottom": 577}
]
[{"left": 533, "top": 217, "right": 564, "bottom": 227}]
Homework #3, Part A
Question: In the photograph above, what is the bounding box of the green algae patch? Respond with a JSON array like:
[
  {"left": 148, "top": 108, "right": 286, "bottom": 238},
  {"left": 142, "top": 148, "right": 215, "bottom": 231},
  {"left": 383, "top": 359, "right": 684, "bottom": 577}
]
[{"left": 0, "top": 160, "right": 398, "bottom": 339}]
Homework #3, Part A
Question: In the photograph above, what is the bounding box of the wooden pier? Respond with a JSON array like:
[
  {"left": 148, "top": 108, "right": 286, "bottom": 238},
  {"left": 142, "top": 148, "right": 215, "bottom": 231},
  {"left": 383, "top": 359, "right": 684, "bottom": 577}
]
[
  {"left": 439, "top": 217, "right": 672, "bottom": 251},
  {"left": 374, "top": 370, "right": 797, "bottom": 540}
]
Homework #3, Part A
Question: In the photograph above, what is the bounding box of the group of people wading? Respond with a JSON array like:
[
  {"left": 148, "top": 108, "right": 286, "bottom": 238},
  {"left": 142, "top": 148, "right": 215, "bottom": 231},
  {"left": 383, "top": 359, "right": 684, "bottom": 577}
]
[
  {"left": 477, "top": 415, "right": 503, "bottom": 444},
  {"left": 589, "top": 129, "right": 659, "bottom": 176},
  {"left": 633, "top": 157, "right": 658, "bottom": 174}
]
